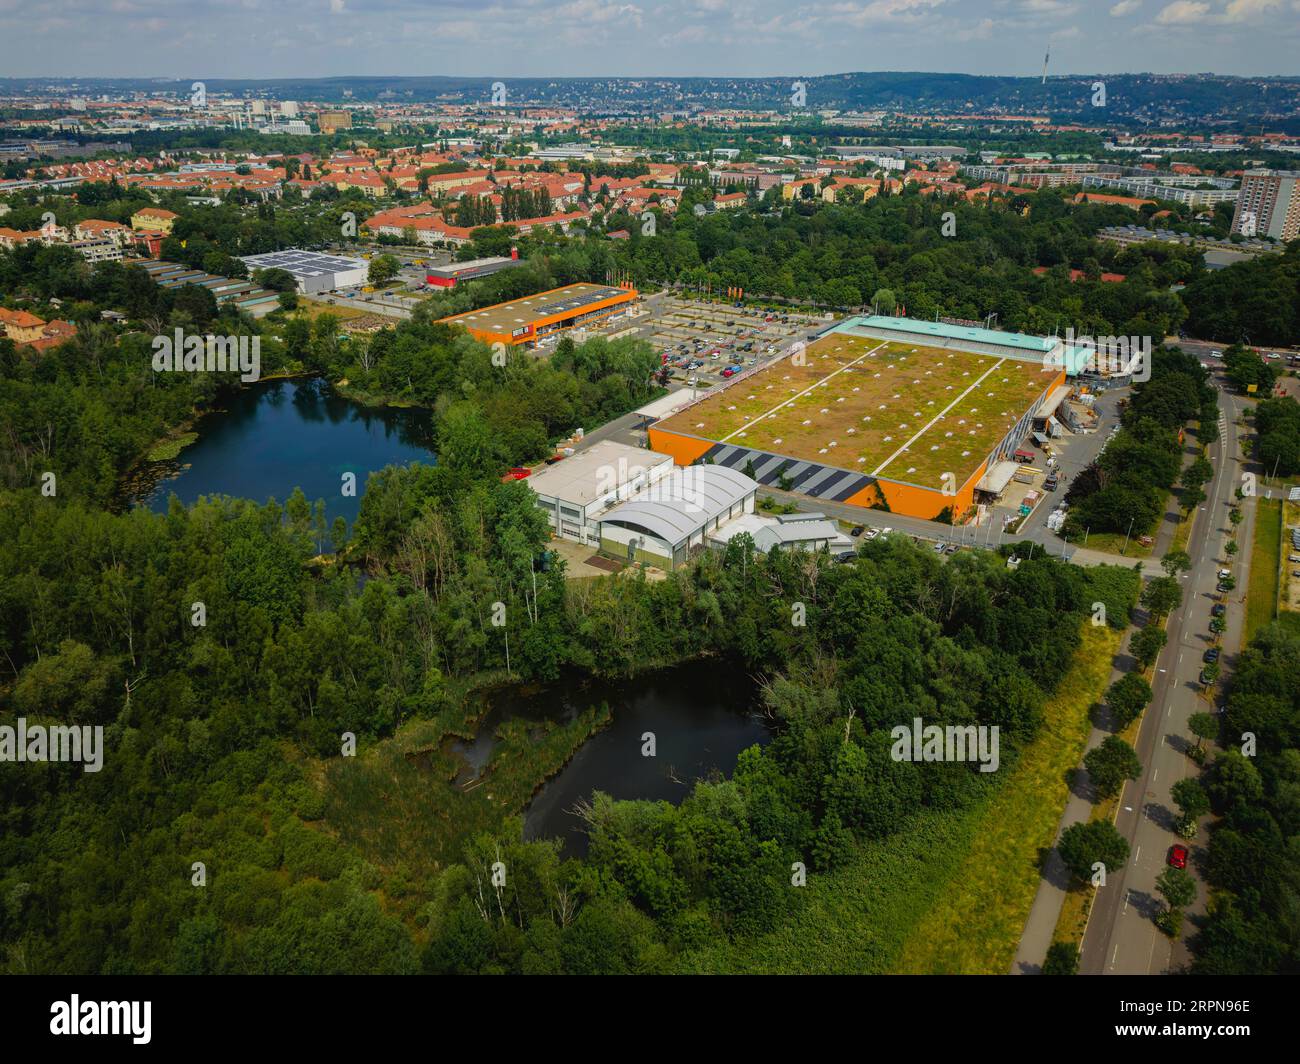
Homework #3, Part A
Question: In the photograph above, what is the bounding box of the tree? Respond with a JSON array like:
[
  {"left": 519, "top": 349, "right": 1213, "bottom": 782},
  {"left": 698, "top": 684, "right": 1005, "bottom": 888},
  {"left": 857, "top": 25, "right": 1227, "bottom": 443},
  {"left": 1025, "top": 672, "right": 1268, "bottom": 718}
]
[
  {"left": 1058, "top": 820, "right": 1131, "bottom": 883},
  {"left": 1188, "top": 712, "right": 1219, "bottom": 751},
  {"left": 1181, "top": 484, "right": 1206, "bottom": 515},
  {"left": 1156, "top": 865, "right": 1197, "bottom": 910},
  {"left": 1107, "top": 672, "right": 1153, "bottom": 728},
  {"left": 1084, "top": 735, "right": 1141, "bottom": 799},
  {"left": 253, "top": 267, "right": 299, "bottom": 293},
  {"left": 1141, "top": 576, "right": 1183, "bottom": 619},
  {"left": 1042, "top": 941, "right": 1079, "bottom": 975},
  {"left": 368, "top": 254, "right": 400, "bottom": 285},
  {"left": 1130, "top": 624, "right": 1167, "bottom": 671},
  {"left": 871, "top": 288, "right": 896, "bottom": 314},
  {"left": 1171, "top": 777, "right": 1210, "bottom": 837}
]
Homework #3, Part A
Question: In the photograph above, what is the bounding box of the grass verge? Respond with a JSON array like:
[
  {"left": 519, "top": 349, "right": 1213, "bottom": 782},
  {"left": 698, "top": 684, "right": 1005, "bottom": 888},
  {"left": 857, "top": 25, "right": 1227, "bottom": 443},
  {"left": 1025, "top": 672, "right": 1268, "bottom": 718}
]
[
  {"left": 894, "top": 623, "right": 1123, "bottom": 974},
  {"left": 1246, "top": 497, "right": 1282, "bottom": 643}
]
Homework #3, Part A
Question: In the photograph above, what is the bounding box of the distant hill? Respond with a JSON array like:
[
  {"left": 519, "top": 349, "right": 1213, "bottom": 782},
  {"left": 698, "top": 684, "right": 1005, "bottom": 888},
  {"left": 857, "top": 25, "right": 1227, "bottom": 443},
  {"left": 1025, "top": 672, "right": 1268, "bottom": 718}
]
[{"left": 4, "top": 72, "right": 1299, "bottom": 126}]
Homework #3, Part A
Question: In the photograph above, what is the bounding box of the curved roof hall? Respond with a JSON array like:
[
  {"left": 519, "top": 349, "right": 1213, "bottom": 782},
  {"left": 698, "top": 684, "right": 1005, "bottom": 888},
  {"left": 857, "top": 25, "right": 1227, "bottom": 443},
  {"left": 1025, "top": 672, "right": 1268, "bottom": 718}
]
[{"left": 600, "top": 465, "right": 756, "bottom": 547}]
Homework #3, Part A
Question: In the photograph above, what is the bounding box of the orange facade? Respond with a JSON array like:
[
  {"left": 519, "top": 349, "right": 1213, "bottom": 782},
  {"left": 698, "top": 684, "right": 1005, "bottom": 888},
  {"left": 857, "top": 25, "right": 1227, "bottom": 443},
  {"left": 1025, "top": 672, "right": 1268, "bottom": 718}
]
[
  {"left": 648, "top": 432, "right": 988, "bottom": 521},
  {"left": 442, "top": 285, "right": 638, "bottom": 347}
]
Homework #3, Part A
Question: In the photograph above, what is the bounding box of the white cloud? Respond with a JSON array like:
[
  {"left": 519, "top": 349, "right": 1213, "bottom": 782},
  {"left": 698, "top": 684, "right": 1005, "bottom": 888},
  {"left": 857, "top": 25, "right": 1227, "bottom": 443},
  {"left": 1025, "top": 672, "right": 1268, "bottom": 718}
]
[
  {"left": 1223, "top": 0, "right": 1284, "bottom": 20},
  {"left": 1109, "top": 0, "right": 1142, "bottom": 15},
  {"left": 1153, "top": 0, "right": 1210, "bottom": 23}
]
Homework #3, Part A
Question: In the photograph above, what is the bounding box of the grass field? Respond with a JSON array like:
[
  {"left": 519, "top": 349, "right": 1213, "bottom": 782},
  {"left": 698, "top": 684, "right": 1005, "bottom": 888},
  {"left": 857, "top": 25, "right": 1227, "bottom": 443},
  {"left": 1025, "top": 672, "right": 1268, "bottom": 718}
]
[
  {"left": 655, "top": 333, "right": 1052, "bottom": 491},
  {"left": 895, "top": 624, "right": 1123, "bottom": 973},
  {"left": 1246, "top": 497, "right": 1282, "bottom": 643},
  {"left": 1078, "top": 530, "right": 1154, "bottom": 557},
  {"left": 296, "top": 298, "right": 369, "bottom": 322}
]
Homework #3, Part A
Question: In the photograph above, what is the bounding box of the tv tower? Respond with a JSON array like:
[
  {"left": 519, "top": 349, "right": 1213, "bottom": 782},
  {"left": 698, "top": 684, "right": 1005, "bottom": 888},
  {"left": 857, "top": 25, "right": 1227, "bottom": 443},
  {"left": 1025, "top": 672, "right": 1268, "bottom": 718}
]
[{"left": 1041, "top": 46, "right": 1050, "bottom": 84}]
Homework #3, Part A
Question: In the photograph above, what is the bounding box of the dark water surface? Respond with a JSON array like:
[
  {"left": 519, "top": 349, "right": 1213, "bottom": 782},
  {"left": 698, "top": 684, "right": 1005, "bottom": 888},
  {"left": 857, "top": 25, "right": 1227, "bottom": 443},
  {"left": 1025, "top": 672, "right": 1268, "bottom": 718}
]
[
  {"left": 137, "top": 378, "right": 435, "bottom": 525},
  {"left": 462, "top": 659, "right": 769, "bottom": 856}
]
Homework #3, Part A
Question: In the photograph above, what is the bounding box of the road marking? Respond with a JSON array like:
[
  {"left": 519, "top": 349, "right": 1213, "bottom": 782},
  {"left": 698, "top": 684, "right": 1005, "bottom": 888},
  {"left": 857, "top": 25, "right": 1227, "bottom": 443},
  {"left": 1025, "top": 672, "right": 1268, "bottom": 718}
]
[
  {"left": 1152, "top": 768, "right": 1158, "bottom": 782},
  {"left": 1134, "top": 846, "right": 1141, "bottom": 862}
]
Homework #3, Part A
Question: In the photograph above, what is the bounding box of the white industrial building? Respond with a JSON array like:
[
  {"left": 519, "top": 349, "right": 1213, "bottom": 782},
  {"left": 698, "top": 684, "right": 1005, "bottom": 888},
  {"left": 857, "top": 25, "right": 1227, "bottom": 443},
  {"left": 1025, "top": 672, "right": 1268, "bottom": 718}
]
[
  {"left": 239, "top": 248, "right": 368, "bottom": 294},
  {"left": 598, "top": 464, "right": 758, "bottom": 569},
  {"left": 707, "top": 511, "right": 853, "bottom": 555},
  {"left": 529, "top": 440, "right": 674, "bottom": 544}
]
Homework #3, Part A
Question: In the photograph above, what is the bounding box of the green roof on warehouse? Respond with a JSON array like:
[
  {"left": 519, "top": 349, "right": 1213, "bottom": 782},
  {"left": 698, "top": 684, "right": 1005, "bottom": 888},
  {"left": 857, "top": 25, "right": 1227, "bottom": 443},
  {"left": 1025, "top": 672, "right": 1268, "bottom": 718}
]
[{"left": 841, "top": 315, "right": 1059, "bottom": 354}]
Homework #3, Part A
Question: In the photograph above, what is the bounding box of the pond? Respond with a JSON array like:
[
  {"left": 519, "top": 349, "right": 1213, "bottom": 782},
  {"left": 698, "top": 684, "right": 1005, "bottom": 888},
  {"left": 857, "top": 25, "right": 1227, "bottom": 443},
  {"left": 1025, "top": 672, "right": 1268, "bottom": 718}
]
[
  {"left": 133, "top": 377, "right": 435, "bottom": 526},
  {"left": 457, "top": 659, "right": 770, "bottom": 856}
]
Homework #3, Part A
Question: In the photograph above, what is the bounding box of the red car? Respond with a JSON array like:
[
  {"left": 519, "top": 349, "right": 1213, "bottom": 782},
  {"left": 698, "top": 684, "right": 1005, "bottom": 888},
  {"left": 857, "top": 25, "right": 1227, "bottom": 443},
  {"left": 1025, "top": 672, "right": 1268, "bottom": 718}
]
[{"left": 1168, "top": 844, "right": 1189, "bottom": 870}]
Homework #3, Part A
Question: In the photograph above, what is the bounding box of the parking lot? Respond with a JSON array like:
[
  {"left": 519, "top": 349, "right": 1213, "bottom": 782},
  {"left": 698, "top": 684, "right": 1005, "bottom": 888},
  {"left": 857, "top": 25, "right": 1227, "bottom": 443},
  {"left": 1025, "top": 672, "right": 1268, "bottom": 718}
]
[{"left": 633, "top": 295, "right": 831, "bottom": 389}]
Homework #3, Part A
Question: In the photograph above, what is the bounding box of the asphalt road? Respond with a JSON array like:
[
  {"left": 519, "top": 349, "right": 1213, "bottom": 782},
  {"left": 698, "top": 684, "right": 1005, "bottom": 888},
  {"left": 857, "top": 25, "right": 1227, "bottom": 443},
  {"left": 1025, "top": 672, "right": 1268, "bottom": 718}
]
[{"left": 1079, "top": 372, "right": 1257, "bottom": 974}]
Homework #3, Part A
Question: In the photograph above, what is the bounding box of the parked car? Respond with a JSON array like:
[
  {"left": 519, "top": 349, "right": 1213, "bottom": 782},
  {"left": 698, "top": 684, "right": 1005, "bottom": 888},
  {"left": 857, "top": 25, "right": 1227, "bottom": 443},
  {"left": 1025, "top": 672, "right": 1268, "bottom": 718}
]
[
  {"left": 1217, "top": 581, "right": 1232, "bottom": 593},
  {"left": 1168, "top": 844, "right": 1189, "bottom": 870},
  {"left": 864, "top": 528, "right": 881, "bottom": 540},
  {"left": 932, "top": 541, "right": 946, "bottom": 553},
  {"left": 1204, "top": 647, "right": 1220, "bottom": 664},
  {"left": 1211, "top": 603, "right": 1226, "bottom": 617},
  {"left": 850, "top": 525, "right": 864, "bottom": 538}
]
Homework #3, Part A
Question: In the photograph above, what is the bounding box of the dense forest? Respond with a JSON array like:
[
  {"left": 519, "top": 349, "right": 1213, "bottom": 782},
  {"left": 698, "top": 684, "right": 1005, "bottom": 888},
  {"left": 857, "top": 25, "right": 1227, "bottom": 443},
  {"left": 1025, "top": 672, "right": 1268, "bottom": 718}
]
[
  {"left": 0, "top": 450, "right": 1139, "bottom": 972},
  {"left": 1192, "top": 622, "right": 1300, "bottom": 974}
]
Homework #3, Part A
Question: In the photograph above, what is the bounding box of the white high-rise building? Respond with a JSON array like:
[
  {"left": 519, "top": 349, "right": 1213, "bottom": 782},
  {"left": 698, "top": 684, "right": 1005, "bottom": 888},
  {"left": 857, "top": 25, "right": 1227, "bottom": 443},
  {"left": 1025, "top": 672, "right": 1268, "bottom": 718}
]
[
  {"left": 1232, "top": 170, "right": 1300, "bottom": 242},
  {"left": 281, "top": 100, "right": 298, "bottom": 117}
]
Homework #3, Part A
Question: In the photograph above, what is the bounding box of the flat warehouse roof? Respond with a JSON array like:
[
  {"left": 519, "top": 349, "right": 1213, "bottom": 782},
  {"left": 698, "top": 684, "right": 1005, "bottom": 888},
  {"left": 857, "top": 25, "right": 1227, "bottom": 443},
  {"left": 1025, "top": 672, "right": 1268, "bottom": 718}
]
[
  {"left": 240, "top": 249, "right": 368, "bottom": 277},
  {"left": 428, "top": 256, "right": 516, "bottom": 277},
  {"left": 529, "top": 441, "right": 672, "bottom": 507},
  {"left": 655, "top": 334, "right": 1056, "bottom": 493},
  {"left": 440, "top": 283, "right": 632, "bottom": 334}
]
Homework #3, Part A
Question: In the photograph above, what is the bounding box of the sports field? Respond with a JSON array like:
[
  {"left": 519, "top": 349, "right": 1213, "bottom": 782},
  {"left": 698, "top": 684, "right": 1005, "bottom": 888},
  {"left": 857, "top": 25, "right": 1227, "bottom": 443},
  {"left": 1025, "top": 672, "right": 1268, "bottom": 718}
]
[{"left": 655, "top": 333, "right": 1052, "bottom": 491}]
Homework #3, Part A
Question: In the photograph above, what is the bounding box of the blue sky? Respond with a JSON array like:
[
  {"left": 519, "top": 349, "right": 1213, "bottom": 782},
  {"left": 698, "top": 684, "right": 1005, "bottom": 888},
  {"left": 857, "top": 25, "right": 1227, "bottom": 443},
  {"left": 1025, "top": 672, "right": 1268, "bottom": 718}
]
[{"left": 1, "top": 0, "right": 1297, "bottom": 80}]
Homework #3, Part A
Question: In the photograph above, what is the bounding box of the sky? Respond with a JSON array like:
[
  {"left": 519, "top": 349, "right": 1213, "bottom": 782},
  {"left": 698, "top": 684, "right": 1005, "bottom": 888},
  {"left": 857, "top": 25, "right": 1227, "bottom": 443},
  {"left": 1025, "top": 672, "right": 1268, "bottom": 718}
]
[{"left": 0, "top": 0, "right": 1298, "bottom": 80}]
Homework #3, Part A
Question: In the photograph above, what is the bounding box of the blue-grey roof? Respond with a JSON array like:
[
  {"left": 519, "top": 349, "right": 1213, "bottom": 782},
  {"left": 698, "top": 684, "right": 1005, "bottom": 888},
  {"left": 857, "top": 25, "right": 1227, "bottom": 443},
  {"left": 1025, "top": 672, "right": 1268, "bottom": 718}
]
[
  {"left": 844, "top": 315, "right": 1057, "bottom": 354},
  {"left": 600, "top": 465, "right": 756, "bottom": 546}
]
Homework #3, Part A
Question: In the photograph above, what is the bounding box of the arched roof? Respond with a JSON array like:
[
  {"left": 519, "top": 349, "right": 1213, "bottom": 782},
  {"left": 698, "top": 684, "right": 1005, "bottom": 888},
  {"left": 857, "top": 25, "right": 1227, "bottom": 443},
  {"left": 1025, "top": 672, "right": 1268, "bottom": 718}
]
[{"left": 600, "top": 465, "right": 756, "bottom": 547}]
